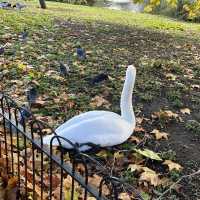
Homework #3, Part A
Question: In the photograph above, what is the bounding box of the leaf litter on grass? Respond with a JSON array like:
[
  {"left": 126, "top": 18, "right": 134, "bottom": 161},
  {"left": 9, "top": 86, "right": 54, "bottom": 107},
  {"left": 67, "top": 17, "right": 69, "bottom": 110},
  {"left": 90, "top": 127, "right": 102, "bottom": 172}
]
[{"left": 0, "top": 7, "right": 200, "bottom": 199}]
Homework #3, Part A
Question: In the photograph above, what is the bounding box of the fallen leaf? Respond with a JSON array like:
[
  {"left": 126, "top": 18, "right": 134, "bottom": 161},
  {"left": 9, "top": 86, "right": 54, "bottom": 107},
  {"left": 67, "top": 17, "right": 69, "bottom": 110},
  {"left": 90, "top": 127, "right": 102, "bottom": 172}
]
[
  {"left": 139, "top": 167, "right": 161, "bottom": 186},
  {"left": 163, "top": 160, "right": 183, "bottom": 171},
  {"left": 129, "top": 136, "right": 141, "bottom": 144},
  {"left": 153, "top": 110, "right": 179, "bottom": 120},
  {"left": 180, "top": 108, "right": 191, "bottom": 115},
  {"left": 165, "top": 73, "right": 177, "bottom": 80},
  {"left": 128, "top": 164, "right": 143, "bottom": 172},
  {"left": 134, "top": 149, "right": 162, "bottom": 161},
  {"left": 90, "top": 96, "right": 111, "bottom": 109},
  {"left": 119, "top": 192, "right": 131, "bottom": 200},
  {"left": 134, "top": 127, "right": 146, "bottom": 133},
  {"left": 151, "top": 129, "right": 169, "bottom": 140}
]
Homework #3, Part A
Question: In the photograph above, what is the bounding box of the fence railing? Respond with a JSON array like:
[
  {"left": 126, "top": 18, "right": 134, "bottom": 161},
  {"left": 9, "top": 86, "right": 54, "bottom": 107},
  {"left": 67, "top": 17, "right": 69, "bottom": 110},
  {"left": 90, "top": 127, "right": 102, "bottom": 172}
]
[{"left": 0, "top": 92, "right": 143, "bottom": 200}]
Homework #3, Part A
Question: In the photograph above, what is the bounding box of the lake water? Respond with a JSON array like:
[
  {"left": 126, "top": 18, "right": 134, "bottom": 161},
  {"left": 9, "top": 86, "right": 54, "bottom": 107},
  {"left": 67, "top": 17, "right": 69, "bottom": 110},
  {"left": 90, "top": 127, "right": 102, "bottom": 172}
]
[{"left": 94, "top": 0, "right": 144, "bottom": 12}]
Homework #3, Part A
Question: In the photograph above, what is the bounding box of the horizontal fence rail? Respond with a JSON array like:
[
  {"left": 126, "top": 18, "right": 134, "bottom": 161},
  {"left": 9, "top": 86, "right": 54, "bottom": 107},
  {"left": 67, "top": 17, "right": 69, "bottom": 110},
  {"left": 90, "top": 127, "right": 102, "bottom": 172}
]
[{"left": 0, "top": 93, "right": 143, "bottom": 200}]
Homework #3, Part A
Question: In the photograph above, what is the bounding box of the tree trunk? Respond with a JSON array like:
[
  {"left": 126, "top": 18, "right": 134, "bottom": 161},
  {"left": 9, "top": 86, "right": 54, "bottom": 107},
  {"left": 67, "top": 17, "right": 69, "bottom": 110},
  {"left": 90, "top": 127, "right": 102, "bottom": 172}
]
[
  {"left": 177, "top": 0, "right": 183, "bottom": 13},
  {"left": 39, "top": 0, "right": 46, "bottom": 9}
]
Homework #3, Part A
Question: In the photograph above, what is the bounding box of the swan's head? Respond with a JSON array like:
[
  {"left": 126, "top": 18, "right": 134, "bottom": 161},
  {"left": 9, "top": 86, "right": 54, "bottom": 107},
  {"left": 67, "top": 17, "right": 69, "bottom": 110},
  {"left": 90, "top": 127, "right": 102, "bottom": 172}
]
[
  {"left": 126, "top": 65, "right": 136, "bottom": 80},
  {"left": 126, "top": 65, "right": 136, "bottom": 75}
]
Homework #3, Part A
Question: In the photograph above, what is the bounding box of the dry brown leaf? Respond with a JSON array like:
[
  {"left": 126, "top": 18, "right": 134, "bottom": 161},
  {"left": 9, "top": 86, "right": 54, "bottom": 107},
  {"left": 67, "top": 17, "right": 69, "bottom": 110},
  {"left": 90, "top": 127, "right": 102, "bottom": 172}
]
[
  {"left": 165, "top": 73, "right": 177, "bottom": 80},
  {"left": 119, "top": 192, "right": 131, "bottom": 200},
  {"left": 139, "top": 167, "right": 161, "bottom": 186},
  {"left": 129, "top": 136, "right": 141, "bottom": 144},
  {"left": 180, "top": 108, "right": 191, "bottom": 115},
  {"left": 159, "top": 177, "right": 173, "bottom": 188},
  {"left": 136, "top": 117, "right": 144, "bottom": 125},
  {"left": 88, "top": 174, "right": 109, "bottom": 195},
  {"left": 88, "top": 174, "right": 102, "bottom": 187},
  {"left": 88, "top": 197, "right": 96, "bottom": 200},
  {"left": 151, "top": 129, "right": 169, "bottom": 140},
  {"left": 163, "top": 160, "right": 183, "bottom": 171},
  {"left": 90, "top": 96, "right": 111, "bottom": 109},
  {"left": 128, "top": 164, "right": 143, "bottom": 172},
  {"left": 134, "top": 126, "right": 146, "bottom": 133},
  {"left": 153, "top": 110, "right": 179, "bottom": 120}
]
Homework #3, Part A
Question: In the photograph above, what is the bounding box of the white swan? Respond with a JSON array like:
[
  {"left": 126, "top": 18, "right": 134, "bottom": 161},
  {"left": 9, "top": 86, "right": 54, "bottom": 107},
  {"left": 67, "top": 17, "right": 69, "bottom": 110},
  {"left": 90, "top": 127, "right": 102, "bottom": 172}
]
[{"left": 43, "top": 65, "right": 136, "bottom": 151}]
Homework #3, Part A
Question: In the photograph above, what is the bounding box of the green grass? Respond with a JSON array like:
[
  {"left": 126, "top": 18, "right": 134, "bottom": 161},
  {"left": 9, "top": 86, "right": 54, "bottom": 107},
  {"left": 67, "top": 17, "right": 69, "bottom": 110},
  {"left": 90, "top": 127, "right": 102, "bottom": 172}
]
[{"left": 0, "top": 0, "right": 200, "bottom": 39}]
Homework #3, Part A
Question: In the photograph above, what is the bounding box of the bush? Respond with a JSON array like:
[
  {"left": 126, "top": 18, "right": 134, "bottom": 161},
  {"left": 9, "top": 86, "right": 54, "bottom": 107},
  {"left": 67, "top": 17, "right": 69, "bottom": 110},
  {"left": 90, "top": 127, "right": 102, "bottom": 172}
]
[{"left": 133, "top": 0, "right": 200, "bottom": 22}]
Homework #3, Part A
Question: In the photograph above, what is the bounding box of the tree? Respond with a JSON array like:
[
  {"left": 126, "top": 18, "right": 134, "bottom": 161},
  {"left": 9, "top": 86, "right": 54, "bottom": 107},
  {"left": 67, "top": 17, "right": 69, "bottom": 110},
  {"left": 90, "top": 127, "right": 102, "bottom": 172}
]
[
  {"left": 39, "top": 0, "right": 46, "bottom": 9},
  {"left": 133, "top": 0, "right": 200, "bottom": 21}
]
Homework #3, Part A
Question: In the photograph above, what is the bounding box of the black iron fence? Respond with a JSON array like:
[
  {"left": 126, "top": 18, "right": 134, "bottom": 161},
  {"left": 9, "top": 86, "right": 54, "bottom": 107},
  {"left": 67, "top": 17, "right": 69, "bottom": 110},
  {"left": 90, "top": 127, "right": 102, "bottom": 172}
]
[{"left": 0, "top": 93, "right": 143, "bottom": 200}]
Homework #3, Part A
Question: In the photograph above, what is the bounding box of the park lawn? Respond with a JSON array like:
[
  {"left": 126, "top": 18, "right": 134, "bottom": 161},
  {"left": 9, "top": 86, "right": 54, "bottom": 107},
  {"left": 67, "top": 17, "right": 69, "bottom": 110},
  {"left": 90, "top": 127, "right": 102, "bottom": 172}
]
[{"left": 0, "top": 1, "right": 200, "bottom": 199}]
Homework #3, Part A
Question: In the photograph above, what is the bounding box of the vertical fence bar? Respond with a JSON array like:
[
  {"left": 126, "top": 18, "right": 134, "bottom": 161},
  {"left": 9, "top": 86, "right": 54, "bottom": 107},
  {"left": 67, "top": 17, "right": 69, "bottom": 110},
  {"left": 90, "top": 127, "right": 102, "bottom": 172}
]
[
  {"left": 31, "top": 123, "right": 36, "bottom": 200},
  {"left": 14, "top": 110, "right": 21, "bottom": 198},
  {"left": 60, "top": 149, "right": 64, "bottom": 200},
  {"left": 8, "top": 108, "right": 14, "bottom": 175},
  {"left": 1, "top": 99, "right": 9, "bottom": 174}
]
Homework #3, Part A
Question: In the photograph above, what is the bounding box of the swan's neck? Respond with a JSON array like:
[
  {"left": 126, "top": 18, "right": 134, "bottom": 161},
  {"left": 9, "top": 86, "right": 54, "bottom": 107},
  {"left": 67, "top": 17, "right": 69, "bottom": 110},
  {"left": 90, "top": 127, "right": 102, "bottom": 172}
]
[{"left": 120, "top": 67, "right": 136, "bottom": 124}]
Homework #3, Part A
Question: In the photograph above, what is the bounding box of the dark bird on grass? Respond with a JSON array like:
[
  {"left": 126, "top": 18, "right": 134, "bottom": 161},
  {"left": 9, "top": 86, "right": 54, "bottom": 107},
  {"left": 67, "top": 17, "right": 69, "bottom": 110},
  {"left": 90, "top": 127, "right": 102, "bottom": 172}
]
[
  {"left": 76, "top": 46, "right": 86, "bottom": 60},
  {"left": 27, "top": 87, "right": 37, "bottom": 105},
  {"left": 59, "top": 62, "right": 70, "bottom": 77},
  {"left": 13, "top": 3, "right": 26, "bottom": 10},
  {"left": 0, "top": 2, "right": 11, "bottom": 8},
  {"left": 19, "top": 106, "right": 32, "bottom": 125},
  {"left": 0, "top": 46, "right": 4, "bottom": 55},
  {"left": 20, "top": 29, "right": 28, "bottom": 41},
  {"left": 90, "top": 73, "right": 109, "bottom": 85}
]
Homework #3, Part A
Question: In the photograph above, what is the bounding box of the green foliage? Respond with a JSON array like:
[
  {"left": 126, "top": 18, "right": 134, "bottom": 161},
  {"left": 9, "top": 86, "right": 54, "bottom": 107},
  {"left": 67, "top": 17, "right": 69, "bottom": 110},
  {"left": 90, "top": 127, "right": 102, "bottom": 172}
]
[
  {"left": 186, "top": 120, "right": 200, "bottom": 135},
  {"left": 133, "top": 0, "right": 200, "bottom": 21}
]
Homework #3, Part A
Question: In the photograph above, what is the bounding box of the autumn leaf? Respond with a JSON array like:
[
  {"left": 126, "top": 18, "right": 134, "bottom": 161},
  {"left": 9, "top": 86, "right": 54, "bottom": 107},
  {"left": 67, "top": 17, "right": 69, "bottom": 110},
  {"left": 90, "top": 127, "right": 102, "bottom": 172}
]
[
  {"left": 134, "top": 126, "right": 146, "bottom": 133},
  {"left": 180, "top": 108, "right": 191, "bottom": 115},
  {"left": 151, "top": 129, "right": 169, "bottom": 140},
  {"left": 128, "top": 164, "right": 143, "bottom": 172},
  {"left": 129, "top": 136, "right": 141, "bottom": 144},
  {"left": 139, "top": 167, "right": 161, "bottom": 186},
  {"left": 153, "top": 110, "right": 179, "bottom": 121},
  {"left": 163, "top": 160, "right": 183, "bottom": 171},
  {"left": 96, "top": 150, "right": 108, "bottom": 159},
  {"left": 88, "top": 174, "right": 109, "bottom": 195},
  {"left": 134, "top": 148, "right": 162, "bottom": 161},
  {"left": 90, "top": 95, "right": 111, "bottom": 109},
  {"left": 165, "top": 73, "right": 177, "bottom": 80},
  {"left": 119, "top": 192, "right": 131, "bottom": 200}
]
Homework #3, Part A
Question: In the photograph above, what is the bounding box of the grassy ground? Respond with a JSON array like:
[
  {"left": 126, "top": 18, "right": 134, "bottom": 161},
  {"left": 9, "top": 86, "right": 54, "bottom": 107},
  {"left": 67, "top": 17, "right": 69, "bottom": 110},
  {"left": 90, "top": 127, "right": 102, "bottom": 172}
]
[{"left": 0, "top": 1, "right": 200, "bottom": 199}]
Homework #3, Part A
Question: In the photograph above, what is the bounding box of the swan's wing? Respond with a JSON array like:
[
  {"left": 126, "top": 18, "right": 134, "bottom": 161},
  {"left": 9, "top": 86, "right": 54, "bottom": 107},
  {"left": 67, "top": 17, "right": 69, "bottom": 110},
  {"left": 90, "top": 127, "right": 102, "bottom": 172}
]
[
  {"left": 53, "top": 114, "right": 132, "bottom": 149},
  {"left": 56, "top": 111, "right": 112, "bottom": 132}
]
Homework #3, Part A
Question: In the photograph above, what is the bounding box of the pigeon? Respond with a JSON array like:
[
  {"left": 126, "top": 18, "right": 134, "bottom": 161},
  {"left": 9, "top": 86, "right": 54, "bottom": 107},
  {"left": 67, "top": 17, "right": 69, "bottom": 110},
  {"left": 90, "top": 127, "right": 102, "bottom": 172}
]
[
  {"left": 0, "top": 46, "right": 4, "bottom": 55},
  {"left": 27, "top": 87, "right": 37, "bottom": 105},
  {"left": 76, "top": 46, "right": 86, "bottom": 60},
  {"left": 59, "top": 62, "right": 70, "bottom": 77},
  {"left": 0, "top": 2, "right": 11, "bottom": 9},
  {"left": 19, "top": 29, "right": 28, "bottom": 41},
  {"left": 13, "top": 3, "right": 26, "bottom": 10},
  {"left": 90, "top": 73, "right": 109, "bottom": 85}
]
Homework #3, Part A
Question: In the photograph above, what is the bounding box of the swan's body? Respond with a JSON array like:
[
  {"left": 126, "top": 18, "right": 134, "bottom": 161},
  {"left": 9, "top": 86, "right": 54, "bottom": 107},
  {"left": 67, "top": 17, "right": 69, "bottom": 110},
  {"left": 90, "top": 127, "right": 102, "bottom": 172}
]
[{"left": 43, "top": 65, "right": 136, "bottom": 151}]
